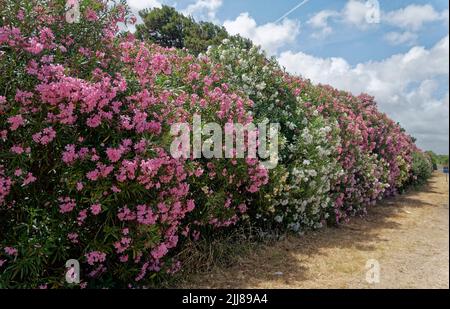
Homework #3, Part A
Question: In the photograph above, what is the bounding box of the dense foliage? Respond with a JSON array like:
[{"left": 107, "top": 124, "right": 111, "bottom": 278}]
[
  {"left": 409, "top": 152, "right": 434, "bottom": 185},
  {"left": 425, "top": 151, "right": 449, "bottom": 170},
  {"left": 136, "top": 5, "right": 251, "bottom": 56},
  {"left": 0, "top": 1, "right": 434, "bottom": 288}
]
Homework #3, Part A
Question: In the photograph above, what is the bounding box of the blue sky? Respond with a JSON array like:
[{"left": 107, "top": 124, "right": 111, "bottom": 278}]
[{"left": 127, "top": 0, "right": 449, "bottom": 154}]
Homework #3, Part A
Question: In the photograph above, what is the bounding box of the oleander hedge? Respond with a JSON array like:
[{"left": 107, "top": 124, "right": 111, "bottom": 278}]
[{"left": 0, "top": 0, "right": 433, "bottom": 288}]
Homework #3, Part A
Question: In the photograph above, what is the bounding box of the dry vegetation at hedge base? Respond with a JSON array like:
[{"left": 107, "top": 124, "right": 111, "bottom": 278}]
[
  {"left": 178, "top": 172, "right": 448, "bottom": 289},
  {"left": 0, "top": 0, "right": 434, "bottom": 288}
]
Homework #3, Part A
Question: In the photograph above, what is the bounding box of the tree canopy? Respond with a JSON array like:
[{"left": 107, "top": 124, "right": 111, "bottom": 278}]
[{"left": 136, "top": 5, "right": 252, "bottom": 55}]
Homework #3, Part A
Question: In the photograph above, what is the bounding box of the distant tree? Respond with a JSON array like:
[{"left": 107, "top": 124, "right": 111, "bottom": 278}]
[
  {"left": 136, "top": 5, "right": 252, "bottom": 55},
  {"left": 184, "top": 20, "right": 229, "bottom": 55},
  {"left": 136, "top": 6, "right": 190, "bottom": 49},
  {"left": 438, "top": 154, "right": 449, "bottom": 166},
  {"left": 425, "top": 151, "right": 449, "bottom": 169}
]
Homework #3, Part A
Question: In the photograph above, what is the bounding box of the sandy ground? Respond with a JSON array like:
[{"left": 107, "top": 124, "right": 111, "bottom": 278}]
[{"left": 181, "top": 172, "right": 449, "bottom": 289}]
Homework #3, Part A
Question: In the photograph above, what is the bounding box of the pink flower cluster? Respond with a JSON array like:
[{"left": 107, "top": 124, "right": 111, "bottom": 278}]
[{"left": 85, "top": 251, "right": 107, "bottom": 266}]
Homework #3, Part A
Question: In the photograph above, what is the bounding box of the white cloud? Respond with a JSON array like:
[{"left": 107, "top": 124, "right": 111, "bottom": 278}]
[
  {"left": 278, "top": 36, "right": 450, "bottom": 154},
  {"left": 342, "top": 0, "right": 375, "bottom": 29},
  {"left": 384, "top": 4, "right": 448, "bottom": 31},
  {"left": 305, "top": 0, "right": 379, "bottom": 37},
  {"left": 307, "top": 2, "right": 448, "bottom": 44},
  {"left": 223, "top": 13, "right": 300, "bottom": 56},
  {"left": 383, "top": 31, "right": 418, "bottom": 46},
  {"left": 182, "top": 0, "right": 223, "bottom": 22},
  {"left": 307, "top": 10, "right": 338, "bottom": 38},
  {"left": 127, "top": 0, "right": 162, "bottom": 12}
]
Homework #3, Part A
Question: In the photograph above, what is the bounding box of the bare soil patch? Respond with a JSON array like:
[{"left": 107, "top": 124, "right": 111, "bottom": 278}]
[{"left": 179, "top": 173, "right": 449, "bottom": 289}]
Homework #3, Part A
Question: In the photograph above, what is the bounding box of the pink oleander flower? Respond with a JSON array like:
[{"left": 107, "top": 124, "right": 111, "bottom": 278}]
[
  {"left": 238, "top": 203, "right": 247, "bottom": 213},
  {"left": 86, "top": 170, "right": 99, "bottom": 181},
  {"left": 90, "top": 203, "right": 102, "bottom": 215},
  {"left": 23, "top": 172, "right": 37, "bottom": 185},
  {"left": 32, "top": 127, "right": 56, "bottom": 145},
  {"left": 194, "top": 168, "right": 204, "bottom": 177},
  {"left": 186, "top": 200, "right": 195, "bottom": 212},
  {"left": 15, "top": 90, "right": 33, "bottom": 105},
  {"left": 106, "top": 147, "right": 123, "bottom": 163},
  {"left": 111, "top": 185, "right": 121, "bottom": 193},
  {"left": 113, "top": 237, "right": 131, "bottom": 254},
  {"left": 85, "top": 251, "right": 106, "bottom": 266},
  {"left": 7, "top": 115, "right": 25, "bottom": 131},
  {"left": 62, "top": 144, "right": 78, "bottom": 164},
  {"left": 16, "top": 10, "right": 25, "bottom": 21},
  {"left": 85, "top": 8, "right": 99, "bottom": 22},
  {"left": 117, "top": 206, "right": 136, "bottom": 221},
  {"left": 119, "top": 255, "right": 129, "bottom": 263},
  {"left": 68, "top": 233, "right": 79, "bottom": 244},
  {"left": 4, "top": 247, "right": 18, "bottom": 256},
  {"left": 151, "top": 243, "right": 168, "bottom": 260},
  {"left": 76, "top": 182, "right": 84, "bottom": 191},
  {"left": 86, "top": 115, "right": 101, "bottom": 128},
  {"left": 10, "top": 145, "right": 24, "bottom": 154},
  {"left": 77, "top": 209, "right": 88, "bottom": 225},
  {"left": 59, "top": 197, "right": 76, "bottom": 213},
  {"left": 136, "top": 204, "right": 157, "bottom": 225},
  {"left": 25, "top": 37, "right": 44, "bottom": 54}
]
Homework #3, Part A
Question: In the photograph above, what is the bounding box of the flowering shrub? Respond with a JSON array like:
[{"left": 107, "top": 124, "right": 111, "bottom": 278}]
[
  {"left": 0, "top": 0, "right": 266, "bottom": 288},
  {"left": 408, "top": 151, "right": 433, "bottom": 186},
  {"left": 0, "top": 1, "right": 432, "bottom": 288},
  {"left": 207, "top": 38, "right": 423, "bottom": 227},
  {"left": 206, "top": 41, "right": 343, "bottom": 230}
]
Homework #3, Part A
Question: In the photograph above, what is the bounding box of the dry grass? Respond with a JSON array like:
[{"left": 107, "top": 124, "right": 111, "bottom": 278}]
[{"left": 176, "top": 172, "right": 449, "bottom": 289}]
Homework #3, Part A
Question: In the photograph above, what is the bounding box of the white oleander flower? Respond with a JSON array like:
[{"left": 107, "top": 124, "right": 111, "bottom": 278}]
[{"left": 274, "top": 215, "right": 283, "bottom": 223}]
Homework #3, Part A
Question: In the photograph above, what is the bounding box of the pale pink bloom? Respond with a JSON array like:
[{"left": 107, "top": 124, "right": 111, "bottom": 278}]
[
  {"left": 136, "top": 204, "right": 157, "bottom": 225},
  {"left": 23, "top": 172, "right": 37, "bottom": 185},
  {"left": 85, "top": 8, "right": 98, "bottom": 22},
  {"left": 25, "top": 37, "right": 44, "bottom": 54},
  {"left": 194, "top": 168, "right": 204, "bottom": 177},
  {"left": 59, "top": 197, "right": 76, "bottom": 213},
  {"left": 10, "top": 145, "right": 24, "bottom": 154},
  {"left": 76, "top": 182, "right": 84, "bottom": 191},
  {"left": 111, "top": 185, "right": 121, "bottom": 193},
  {"left": 238, "top": 203, "right": 247, "bottom": 213},
  {"left": 62, "top": 144, "right": 78, "bottom": 164},
  {"left": 77, "top": 209, "right": 88, "bottom": 225},
  {"left": 32, "top": 127, "right": 56, "bottom": 145},
  {"left": 85, "top": 251, "right": 106, "bottom": 266},
  {"left": 7, "top": 115, "right": 25, "bottom": 131},
  {"left": 90, "top": 203, "right": 102, "bottom": 215},
  {"left": 186, "top": 200, "right": 195, "bottom": 212},
  {"left": 151, "top": 244, "right": 168, "bottom": 260},
  {"left": 4, "top": 247, "right": 18, "bottom": 256},
  {"left": 68, "top": 233, "right": 79, "bottom": 244},
  {"left": 106, "top": 147, "right": 122, "bottom": 163},
  {"left": 86, "top": 115, "right": 101, "bottom": 128}
]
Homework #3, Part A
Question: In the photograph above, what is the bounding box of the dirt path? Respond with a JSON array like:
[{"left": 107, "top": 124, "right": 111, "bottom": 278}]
[{"left": 182, "top": 172, "right": 449, "bottom": 289}]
